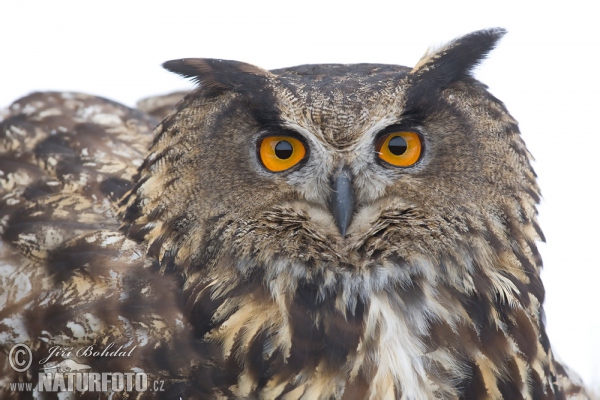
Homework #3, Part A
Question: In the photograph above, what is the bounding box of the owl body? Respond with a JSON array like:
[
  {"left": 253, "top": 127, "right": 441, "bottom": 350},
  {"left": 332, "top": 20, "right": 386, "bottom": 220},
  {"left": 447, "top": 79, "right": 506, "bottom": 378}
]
[{"left": 0, "top": 29, "right": 590, "bottom": 399}]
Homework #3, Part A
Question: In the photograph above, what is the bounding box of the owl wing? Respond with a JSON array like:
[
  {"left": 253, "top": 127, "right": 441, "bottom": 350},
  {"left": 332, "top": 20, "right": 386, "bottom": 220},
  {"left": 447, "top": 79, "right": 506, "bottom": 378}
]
[{"left": 0, "top": 92, "right": 196, "bottom": 398}]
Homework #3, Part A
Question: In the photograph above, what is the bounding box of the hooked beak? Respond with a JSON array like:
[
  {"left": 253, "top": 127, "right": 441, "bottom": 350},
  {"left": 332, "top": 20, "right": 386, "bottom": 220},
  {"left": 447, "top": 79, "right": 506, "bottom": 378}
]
[{"left": 329, "top": 166, "right": 355, "bottom": 238}]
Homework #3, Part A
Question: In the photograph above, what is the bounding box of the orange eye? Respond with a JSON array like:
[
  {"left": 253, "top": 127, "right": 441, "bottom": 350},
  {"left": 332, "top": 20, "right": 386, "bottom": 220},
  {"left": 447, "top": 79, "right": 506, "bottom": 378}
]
[
  {"left": 376, "top": 131, "right": 421, "bottom": 167},
  {"left": 259, "top": 136, "right": 306, "bottom": 172}
]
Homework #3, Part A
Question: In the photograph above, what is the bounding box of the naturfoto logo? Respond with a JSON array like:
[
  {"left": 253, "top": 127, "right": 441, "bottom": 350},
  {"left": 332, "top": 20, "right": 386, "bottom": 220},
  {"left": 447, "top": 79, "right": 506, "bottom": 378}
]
[{"left": 8, "top": 343, "right": 165, "bottom": 394}]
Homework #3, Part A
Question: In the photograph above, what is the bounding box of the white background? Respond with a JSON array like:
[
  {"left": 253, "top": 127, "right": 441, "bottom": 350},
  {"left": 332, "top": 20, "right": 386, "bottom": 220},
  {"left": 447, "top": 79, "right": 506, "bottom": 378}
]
[{"left": 1, "top": 0, "right": 598, "bottom": 390}]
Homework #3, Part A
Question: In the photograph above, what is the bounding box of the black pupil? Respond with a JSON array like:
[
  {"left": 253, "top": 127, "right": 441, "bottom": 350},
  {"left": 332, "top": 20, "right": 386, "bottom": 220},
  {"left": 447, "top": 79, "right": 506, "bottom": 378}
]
[
  {"left": 275, "top": 140, "right": 293, "bottom": 159},
  {"left": 388, "top": 136, "right": 408, "bottom": 155}
]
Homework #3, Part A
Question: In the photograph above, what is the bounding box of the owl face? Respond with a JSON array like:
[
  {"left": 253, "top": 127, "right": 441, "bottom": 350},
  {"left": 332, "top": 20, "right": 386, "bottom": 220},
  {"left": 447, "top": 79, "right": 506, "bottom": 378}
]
[
  {"left": 124, "top": 28, "right": 538, "bottom": 293},
  {"left": 122, "top": 29, "right": 538, "bottom": 304}
]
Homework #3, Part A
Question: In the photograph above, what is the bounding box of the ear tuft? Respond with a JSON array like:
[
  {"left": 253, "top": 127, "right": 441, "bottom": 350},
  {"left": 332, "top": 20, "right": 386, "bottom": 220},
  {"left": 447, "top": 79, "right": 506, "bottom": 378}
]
[
  {"left": 162, "top": 58, "right": 272, "bottom": 90},
  {"left": 411, "top": 28, "right": 506, "bottom": 87}
]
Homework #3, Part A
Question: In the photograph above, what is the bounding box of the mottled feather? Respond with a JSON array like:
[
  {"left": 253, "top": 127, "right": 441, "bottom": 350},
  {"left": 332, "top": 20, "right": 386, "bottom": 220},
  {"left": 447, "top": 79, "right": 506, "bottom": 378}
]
[{"left": 0, "top": 29, "right": 591, "bottom": 399}]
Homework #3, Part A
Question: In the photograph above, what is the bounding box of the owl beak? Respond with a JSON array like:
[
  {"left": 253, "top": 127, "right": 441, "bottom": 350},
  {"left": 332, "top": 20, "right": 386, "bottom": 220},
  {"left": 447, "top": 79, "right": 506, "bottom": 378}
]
[{"left": 329, "top": 166, "right": 355, "bottom": 238}]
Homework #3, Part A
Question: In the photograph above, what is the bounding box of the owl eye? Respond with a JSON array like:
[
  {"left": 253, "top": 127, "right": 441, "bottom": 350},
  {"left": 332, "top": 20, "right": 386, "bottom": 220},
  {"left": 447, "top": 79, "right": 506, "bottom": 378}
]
[
  {"left": 376, "top": 131, "right": 422, "bottom": 167},
  {"left": 259, "top": 136, "right": 306, "bottom": 172}
]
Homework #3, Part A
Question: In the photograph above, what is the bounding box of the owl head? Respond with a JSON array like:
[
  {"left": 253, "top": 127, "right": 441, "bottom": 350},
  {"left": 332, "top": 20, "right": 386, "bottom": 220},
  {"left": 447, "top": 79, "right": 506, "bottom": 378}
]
[{"left": 122, "top": 27, "right": 540, "bottom": 303}]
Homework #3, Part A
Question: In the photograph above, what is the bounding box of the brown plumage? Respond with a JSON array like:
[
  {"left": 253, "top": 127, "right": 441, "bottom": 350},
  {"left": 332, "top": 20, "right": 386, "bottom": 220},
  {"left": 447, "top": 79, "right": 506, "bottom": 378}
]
[{"left": 0, "top": 29, "right": 590, "bottom": 399}]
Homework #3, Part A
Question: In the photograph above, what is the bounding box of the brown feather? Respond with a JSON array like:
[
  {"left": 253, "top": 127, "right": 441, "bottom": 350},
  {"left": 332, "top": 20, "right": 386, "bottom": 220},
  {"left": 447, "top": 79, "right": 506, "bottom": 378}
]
[{"left": 1, "top": 29, "right": 591, "bottom": 399}]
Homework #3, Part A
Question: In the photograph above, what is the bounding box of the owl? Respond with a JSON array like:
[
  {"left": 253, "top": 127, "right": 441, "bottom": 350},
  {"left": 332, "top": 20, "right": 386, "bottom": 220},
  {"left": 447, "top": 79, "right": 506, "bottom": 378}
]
[{"left": 0, "top": 28, "right": 591, "bottom": 399}]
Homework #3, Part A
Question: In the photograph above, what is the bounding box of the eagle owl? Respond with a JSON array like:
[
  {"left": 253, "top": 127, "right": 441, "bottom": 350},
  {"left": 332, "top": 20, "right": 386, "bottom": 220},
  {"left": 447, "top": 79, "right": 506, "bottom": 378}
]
[{"left": 0, "top": 28, "right": 590, "bottom": 399}]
